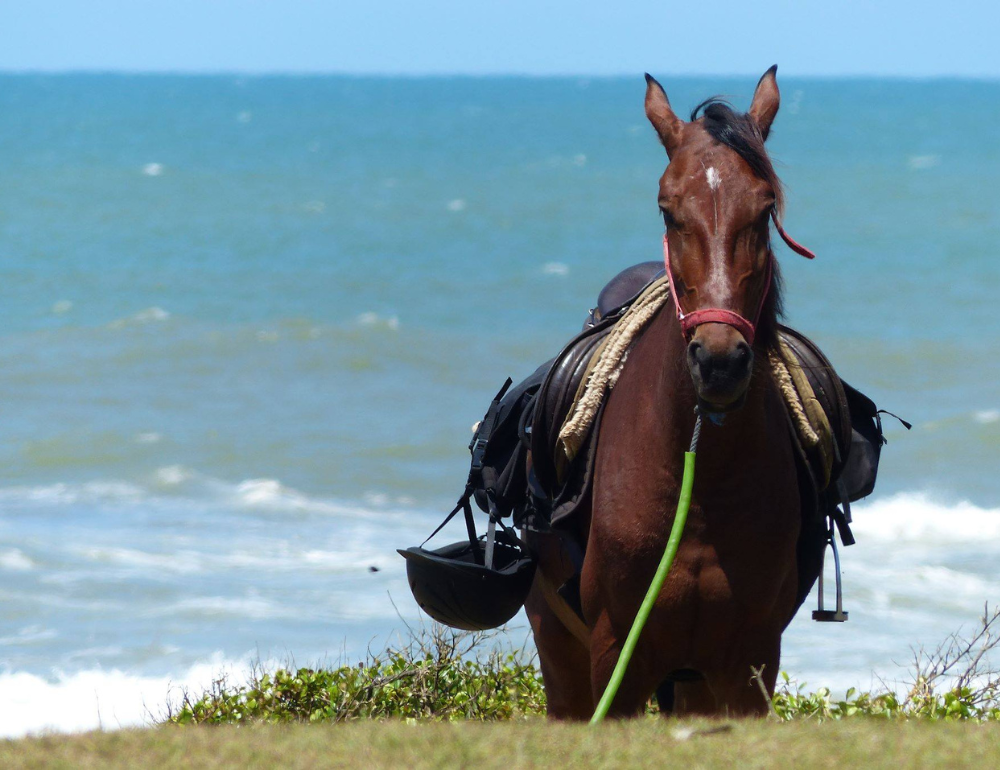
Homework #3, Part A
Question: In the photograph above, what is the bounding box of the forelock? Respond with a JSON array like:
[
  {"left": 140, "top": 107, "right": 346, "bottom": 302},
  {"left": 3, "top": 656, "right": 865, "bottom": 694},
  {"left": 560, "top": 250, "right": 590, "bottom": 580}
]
[{"left": 690, "top": 98, "right": 784, "bottom": 216}]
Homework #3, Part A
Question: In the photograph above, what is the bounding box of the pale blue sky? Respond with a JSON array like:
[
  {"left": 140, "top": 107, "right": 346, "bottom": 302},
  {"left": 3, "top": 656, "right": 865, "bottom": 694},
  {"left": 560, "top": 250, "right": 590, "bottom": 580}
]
[{"left": 2, "top": 0, "right": 998, "bottom": 78}]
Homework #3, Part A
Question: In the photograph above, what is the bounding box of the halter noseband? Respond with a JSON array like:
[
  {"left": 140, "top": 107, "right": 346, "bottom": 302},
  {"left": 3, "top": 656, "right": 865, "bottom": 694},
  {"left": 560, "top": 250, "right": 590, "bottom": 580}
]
[{"left": 662, "top": 208, "right": 815, "bottom": 346}]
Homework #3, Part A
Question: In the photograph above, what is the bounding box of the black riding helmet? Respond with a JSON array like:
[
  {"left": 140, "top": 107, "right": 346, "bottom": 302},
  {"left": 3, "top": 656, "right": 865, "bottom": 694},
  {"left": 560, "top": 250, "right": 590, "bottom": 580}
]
[
  {"left": 400, "top": 378, "right": 537, "bottom": 631},
  {"left": 398, "top": 526, "right": 536, "bottom": 631}
]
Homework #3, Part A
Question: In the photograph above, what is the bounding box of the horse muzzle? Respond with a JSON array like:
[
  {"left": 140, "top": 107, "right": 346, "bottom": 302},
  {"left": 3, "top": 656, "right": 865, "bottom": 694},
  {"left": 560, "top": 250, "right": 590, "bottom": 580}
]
[{"left": 686, "top": 323, "right": 753, "bottom": 410}]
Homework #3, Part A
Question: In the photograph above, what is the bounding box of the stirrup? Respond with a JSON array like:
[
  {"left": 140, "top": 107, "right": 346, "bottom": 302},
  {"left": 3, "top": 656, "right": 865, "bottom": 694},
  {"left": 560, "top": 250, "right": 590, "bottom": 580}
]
[{"left": 812, "top": 519, "right": 848, "bottom": 623}]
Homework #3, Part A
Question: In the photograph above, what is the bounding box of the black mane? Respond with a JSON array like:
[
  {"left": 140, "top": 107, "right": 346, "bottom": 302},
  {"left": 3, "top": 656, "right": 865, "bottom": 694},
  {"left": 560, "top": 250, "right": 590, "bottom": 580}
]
[{"left": 690, "top": 98, "right": 784, "bottom": 216}]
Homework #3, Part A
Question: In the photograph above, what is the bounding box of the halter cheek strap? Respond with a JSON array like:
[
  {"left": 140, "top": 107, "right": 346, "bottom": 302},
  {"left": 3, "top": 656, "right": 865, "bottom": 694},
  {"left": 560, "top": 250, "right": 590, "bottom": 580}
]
[
  {"left": 663, "top": 212, "right": 814, "bottom": 346},
  {"left": 771, "top": 209, "right": 816, "bottom": 260}
]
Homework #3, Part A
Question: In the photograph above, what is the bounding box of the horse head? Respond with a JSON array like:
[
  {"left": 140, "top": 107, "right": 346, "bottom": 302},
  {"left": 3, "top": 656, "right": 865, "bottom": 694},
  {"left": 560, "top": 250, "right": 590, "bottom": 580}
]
[{"left": 644, "top": 66, "right": 789, "bottom": 412}]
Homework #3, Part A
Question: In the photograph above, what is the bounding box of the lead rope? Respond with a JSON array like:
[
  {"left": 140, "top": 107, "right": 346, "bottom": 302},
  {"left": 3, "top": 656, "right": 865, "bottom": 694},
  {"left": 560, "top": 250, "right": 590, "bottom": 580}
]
[{"left": 590, "top": 408, "right": 703, "bottom": 723}]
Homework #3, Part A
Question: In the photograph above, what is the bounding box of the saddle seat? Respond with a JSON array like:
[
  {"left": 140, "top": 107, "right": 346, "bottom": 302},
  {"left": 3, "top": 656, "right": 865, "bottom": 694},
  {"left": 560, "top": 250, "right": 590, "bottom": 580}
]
[{"left": 587, "top": 261, "right": 665, "bottom": 327}]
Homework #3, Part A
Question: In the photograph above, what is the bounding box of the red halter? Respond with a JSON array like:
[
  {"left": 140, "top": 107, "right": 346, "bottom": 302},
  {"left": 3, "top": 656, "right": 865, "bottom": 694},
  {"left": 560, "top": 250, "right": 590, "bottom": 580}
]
[{"left": 662, "top": 209, "right": 816, "bottom": 346}]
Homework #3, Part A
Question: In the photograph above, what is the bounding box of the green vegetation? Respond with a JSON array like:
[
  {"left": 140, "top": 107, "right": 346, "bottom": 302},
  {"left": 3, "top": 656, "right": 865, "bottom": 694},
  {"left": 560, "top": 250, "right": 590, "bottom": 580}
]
[
  {"left": 167, "top": 626, "right": 545, "bottom": 724},
  {"left": 166, "top": 606, "right": 1000, "bottom": 726}
]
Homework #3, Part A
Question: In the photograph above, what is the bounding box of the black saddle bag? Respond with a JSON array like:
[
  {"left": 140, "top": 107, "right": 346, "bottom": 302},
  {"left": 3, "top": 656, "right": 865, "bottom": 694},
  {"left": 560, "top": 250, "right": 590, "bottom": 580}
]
[
  {"left": 839, "top": 381, "right": 908, "bottom": 502},
  {"left": 468, "top": 361, "right": 550, "bottom": 520}
]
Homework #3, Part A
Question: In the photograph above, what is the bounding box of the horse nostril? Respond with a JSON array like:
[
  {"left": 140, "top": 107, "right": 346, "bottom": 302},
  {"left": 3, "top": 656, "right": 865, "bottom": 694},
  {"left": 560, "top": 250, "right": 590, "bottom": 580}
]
[
  {"left": 735, "top": 341, "right": 751, "bottom": 367},
  {"left": 687, "top": 341, "right": 703, "bottom": 365}
]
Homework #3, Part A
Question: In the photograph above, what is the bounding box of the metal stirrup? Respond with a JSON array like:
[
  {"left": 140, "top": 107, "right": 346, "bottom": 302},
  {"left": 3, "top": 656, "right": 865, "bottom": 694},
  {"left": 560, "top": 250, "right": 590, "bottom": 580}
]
[{"left": 813, "top": 517, "right": 848, "bottom": 623}]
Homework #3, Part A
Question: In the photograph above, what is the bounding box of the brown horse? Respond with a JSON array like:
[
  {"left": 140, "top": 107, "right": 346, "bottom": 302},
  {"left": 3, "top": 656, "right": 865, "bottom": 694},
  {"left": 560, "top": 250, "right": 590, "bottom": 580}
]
[{"left": 525, "top": 66, "right": 818, "bottom": 719}]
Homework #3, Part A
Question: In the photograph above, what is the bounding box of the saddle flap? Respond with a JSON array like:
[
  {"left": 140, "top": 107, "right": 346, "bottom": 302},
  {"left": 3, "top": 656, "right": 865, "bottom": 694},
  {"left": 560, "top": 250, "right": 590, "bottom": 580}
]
[
  {"left": 531, "top": 321, "right": 616, "bottom": 499},
  {"left": 776, "top": 325, "right": 853, "bottom": 483}
]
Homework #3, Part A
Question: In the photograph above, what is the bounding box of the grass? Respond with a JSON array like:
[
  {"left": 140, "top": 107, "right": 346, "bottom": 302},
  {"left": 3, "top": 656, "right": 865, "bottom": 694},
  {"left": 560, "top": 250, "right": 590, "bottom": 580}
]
[{"left": 5, "top": 720, "right": 1000, "bottom": 770}]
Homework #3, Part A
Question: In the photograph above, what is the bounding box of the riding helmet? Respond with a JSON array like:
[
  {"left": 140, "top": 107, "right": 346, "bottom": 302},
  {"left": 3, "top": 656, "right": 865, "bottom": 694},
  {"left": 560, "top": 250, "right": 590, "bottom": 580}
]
[{"left": 397, "top": 533, "right": 536, "bottom": 631}]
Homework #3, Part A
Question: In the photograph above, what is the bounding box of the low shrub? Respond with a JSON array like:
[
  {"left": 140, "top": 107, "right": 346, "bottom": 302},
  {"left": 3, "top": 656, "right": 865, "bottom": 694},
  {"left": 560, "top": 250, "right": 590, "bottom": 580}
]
[
  {"left": 167, "top": 626, "right": 545, "bottom": 725},
  {"left": 167, "top": 605, "right": 1000, "bottom": 725}
]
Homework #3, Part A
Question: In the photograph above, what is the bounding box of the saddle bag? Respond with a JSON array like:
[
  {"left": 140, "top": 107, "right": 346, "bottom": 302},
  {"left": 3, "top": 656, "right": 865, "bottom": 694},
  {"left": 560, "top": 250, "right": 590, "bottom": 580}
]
[
  {"left": 838, "top": 381, "right": 909, "bottom": 502},
  {"left": 468, "top": 360, "right": 550, "bottom": 520}
]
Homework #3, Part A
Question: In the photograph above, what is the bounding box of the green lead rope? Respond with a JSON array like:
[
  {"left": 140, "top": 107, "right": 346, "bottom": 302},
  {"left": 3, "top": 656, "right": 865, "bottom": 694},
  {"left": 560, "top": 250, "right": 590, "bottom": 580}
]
[{"left": 590, "top": 414, "right": 701, "bottom": 724}]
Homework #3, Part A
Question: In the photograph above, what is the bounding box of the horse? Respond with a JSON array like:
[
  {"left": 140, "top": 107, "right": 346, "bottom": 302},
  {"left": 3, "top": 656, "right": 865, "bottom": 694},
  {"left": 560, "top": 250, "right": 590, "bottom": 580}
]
[{"left": 524, "top": 66, "right": 822, "bottom": 719}]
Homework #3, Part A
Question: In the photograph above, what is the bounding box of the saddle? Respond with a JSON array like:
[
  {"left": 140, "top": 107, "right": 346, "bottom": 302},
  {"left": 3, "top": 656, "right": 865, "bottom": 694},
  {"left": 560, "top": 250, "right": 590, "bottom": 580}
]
[
  {"left": 527, "top": 263, "right": 879, "bottom": 516},
  {"left": 460, "top": 262, "right": 898, "bottom": 621},
  {"left": 528, "top": 261, "right": 666, "bottom": 529}
]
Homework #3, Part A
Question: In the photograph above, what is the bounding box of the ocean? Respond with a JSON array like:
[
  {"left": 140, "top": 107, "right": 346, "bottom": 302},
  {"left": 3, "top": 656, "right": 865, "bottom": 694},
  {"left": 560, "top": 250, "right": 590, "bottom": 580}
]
[{"left": 0, "top": 74, "right": 998, "bottom": 735}]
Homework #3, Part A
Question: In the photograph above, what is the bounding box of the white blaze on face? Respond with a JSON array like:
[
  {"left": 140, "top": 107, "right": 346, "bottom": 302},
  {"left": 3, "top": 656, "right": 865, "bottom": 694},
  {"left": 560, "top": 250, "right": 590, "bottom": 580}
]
[{"left": 703, "top": 165, "right": 727, "bottom": 291}]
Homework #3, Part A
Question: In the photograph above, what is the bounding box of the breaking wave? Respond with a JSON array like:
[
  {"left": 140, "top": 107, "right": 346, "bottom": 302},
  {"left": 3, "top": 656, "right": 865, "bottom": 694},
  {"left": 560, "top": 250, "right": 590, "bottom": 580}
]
[{"left": 0, "top": 655, "right": 249, "bottom": 738}]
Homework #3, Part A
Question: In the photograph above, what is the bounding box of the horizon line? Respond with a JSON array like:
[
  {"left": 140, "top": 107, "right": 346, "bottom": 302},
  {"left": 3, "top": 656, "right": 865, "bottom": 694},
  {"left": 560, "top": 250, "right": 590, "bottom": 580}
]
[{"left": 1, "top": 68, "right": 999, "bottom": 83}]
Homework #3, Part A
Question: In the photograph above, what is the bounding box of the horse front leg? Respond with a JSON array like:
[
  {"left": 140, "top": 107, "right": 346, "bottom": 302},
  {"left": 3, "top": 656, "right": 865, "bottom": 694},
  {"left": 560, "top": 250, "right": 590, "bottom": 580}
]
[
  {"left": 587, "top": 611, "right": 656, "bottom": 718},
  {"left": 703, "top": 631, "right": 782, "bottom": 718}
]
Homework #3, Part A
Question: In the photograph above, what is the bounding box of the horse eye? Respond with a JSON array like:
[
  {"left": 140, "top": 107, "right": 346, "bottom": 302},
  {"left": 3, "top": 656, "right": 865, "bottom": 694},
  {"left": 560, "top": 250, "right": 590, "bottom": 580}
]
[{"left": 660, "top": 207, "right": 678, "bottom": 229}]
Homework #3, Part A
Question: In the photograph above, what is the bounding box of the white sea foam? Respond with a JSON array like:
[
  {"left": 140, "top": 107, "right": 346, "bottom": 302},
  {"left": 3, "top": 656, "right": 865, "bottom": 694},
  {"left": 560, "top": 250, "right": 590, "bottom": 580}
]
[
  {"left": 446, "top": 198, "right": 466, "bottom": 212},
  {"left": 907, "top": 154, "right": 940, "bottom": 170},
  {"left": 974, "top": 409, "right": 999, "bottom": 424},
  {"left": 141, "top": 162, "right": 164, "bottom": 177},
  {"left": 148, "top": 596, "right": 293, "bottom": 621},
  {"left": 851, "top": 492, "right": 1000, "bottom": 543},
  {"left": 0, "top": 549, "right": 34, "bottom": 571},
  {"left": 0, "top": 655, "right": 249, "bottom": 738},
  {"left": 51, "top": 300, "right": 73, "bottom": 314},
  {"left": 0, "top": 472, "right": 422, "bottom": 534},
  {"left": 153, "top": 465, "right": 190, "bottom": 486},
  {"left": 0, "top": 625, "right": 58, "bottom": 646},
  {"left": 133, "top": 307, "right": 170, "bottom": 323},
  {"left": 109, "top": 306, "right": 170, "bottom": 328},
  {"left": 135, "top": 432, "right": 162, "bottom": 444},
  {"left": 235, "top": 477, "right": 320, "bottom": 510},
  {"left": 542, "top": 261, "right": 569, "bottom": 276},
  {"left": 76, "top": 547, "right": 204, "bottom": 575},
  {"left": 356, "top": 312, "right": 400, "bottom": 330},
  {"left": 0, "top": 481, "right": 147, "bottom": 506}
]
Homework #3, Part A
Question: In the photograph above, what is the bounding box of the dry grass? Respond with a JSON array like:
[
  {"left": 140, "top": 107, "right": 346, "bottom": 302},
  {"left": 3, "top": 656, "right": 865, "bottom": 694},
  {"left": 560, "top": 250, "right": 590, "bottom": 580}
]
[{"left": 5, "top": 720, "right": 1000, "bottom": 770}]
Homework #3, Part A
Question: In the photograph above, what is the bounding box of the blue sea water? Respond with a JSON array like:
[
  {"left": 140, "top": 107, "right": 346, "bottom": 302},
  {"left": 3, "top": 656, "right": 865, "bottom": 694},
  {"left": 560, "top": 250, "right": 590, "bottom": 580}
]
[{"left": 0, "top": 74, "right": 999, "bottom": 734}]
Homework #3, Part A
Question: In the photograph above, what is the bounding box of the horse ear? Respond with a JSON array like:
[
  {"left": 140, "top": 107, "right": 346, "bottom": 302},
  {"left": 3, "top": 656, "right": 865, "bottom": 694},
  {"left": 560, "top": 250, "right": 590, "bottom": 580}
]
[
  {"left": 748, "top": 65, "right": 780, "bottom": 141},
  {"left": 645, "top": 73, "right": 684, "bottom": 157}
]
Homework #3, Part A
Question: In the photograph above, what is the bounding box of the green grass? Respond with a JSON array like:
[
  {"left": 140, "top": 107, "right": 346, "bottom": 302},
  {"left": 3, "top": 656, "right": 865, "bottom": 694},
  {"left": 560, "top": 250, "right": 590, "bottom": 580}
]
[{"left": 6, "top": 720, "right": 1000, "bottom": 770}]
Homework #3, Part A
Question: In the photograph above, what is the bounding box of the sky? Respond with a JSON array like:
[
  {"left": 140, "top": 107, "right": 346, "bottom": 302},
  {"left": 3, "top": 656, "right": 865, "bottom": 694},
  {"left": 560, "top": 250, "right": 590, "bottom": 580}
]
[{"left": 1, "top": 1, "right": 999, "bottom": 78}]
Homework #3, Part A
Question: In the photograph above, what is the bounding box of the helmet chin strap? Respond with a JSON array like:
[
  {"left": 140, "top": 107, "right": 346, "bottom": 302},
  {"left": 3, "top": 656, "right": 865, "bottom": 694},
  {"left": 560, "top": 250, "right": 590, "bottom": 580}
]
[{"left": 662, "top": 213, "right": 815, "bottom": 345}]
